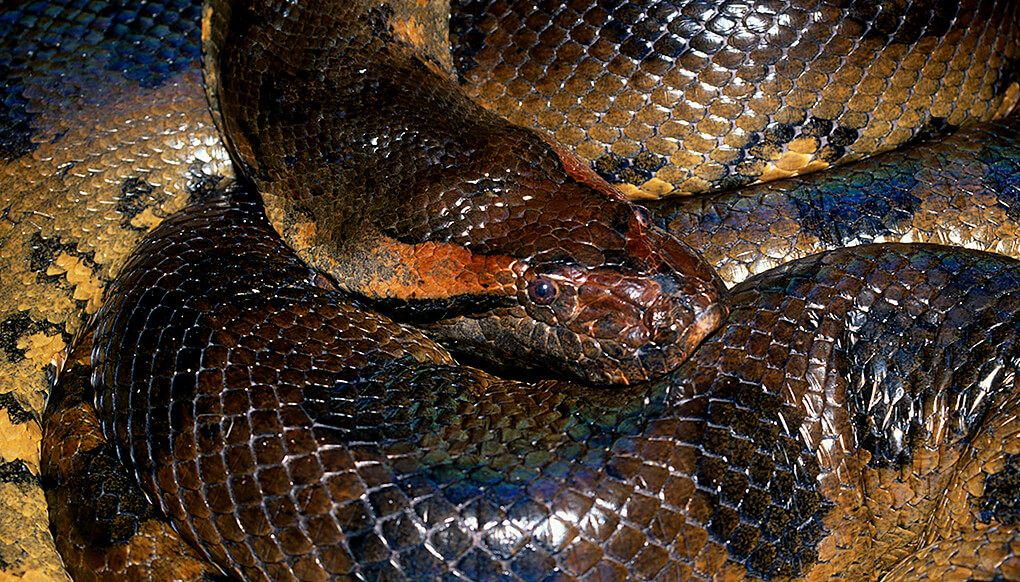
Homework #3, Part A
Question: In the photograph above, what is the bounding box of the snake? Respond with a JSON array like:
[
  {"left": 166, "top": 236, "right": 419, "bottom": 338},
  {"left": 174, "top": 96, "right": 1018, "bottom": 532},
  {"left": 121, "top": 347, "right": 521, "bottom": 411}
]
[{"left": 0, "top": 0, "right": 1017, "bottom": 580}]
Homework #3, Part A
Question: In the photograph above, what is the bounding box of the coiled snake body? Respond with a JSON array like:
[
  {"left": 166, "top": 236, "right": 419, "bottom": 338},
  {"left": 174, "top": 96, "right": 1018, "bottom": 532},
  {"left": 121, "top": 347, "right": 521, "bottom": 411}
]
[{"left": 0, "top": 0, "right": 1017, "bottom": 580}]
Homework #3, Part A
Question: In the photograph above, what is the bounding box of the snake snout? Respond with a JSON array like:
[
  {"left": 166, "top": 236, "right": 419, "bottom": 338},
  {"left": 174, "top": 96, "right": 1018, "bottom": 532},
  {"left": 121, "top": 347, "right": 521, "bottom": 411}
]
[
  {"left": 624, "top": 298, "right": 727, "bottom": 384},
  {"left": 631, "top": 270, "right": 728, "bottom": 379},
  {"left": 617, "top": 221, "right": 729, "bottom": 380}
]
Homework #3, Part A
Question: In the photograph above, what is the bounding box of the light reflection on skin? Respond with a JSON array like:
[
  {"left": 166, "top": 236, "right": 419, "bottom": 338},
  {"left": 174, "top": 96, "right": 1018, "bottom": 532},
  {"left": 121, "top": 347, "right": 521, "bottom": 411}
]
[{"left": 542, "top": 515, "right": 574, "bottom": 549}]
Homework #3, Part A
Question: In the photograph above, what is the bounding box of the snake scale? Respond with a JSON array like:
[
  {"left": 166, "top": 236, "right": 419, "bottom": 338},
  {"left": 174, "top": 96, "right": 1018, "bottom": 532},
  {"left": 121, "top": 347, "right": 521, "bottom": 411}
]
[{"left": 0, "top": 0, "right": 1018, "bottom": 580}]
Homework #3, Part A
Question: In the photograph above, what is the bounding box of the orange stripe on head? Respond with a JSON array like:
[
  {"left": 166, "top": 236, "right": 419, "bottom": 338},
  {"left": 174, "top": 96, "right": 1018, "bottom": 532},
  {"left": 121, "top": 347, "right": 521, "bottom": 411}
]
[
  {"left": 362, "top": 238, "right": 519, "bottom": 300},
  {"left": 292, "top": 228, "right": 520, "bottom": 303}
]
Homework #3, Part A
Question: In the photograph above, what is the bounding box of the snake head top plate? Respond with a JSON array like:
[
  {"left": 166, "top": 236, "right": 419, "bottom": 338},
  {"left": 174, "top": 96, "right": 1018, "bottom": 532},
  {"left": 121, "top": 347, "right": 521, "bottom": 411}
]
[{"left": 206, "top": 0, "right": 729, "bottom": 385}]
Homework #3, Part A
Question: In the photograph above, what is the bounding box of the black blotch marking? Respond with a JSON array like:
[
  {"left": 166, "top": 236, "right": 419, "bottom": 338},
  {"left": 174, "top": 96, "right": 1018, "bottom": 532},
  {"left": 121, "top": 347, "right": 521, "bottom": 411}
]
[
  {"left": 817, "top": 123, "right": 861, "bottom": 164},
  {"left": 842, "top": 256, "right": 1020, "bottom": 469},
  {"left": 0, "top": 66, "right": 34, "bottom": 160},
  {"left": 617, "top": 165, "right": 650, "bottom": 184},
  {"left": 902, "top": 116, "right": 957, "bottom": 149},
  {"left": 697, "top": 384, "right": 829, "bottom": 578},
  {"left": 817, "top": 145, "right": 845, "bottom": 164},
  {"left": 116, "top": 177, "right": 156, "bottom": 230},
  {"left": 801, "top": 117, "right": 833, "bottom": 139},
  {"left": 791, "top": 169, "right": 921, "bottom": 247},
  {"left": 763, "top": 123, "right": 795, "bottom": 146},
  {"left": 748, "top": 125, "right": 799, "bottom": 164},
  {"left": 669, "top": 13, "right": 704, "bottom": 41},
  {"left": 0, "top": 460, "right": 36, "bottom": 486},
  {"left": 0, "top": 392, "right": 33, "bottom": 425},
  {"left": 29, "top": 232, "right": 95, "bottom": 280},
  {"left": 594, "top": 152, "right": 627, "bottom": 182},
  {"left": 67, "top": 450, "right": 150, "bottom": 546},
  {"left": 0, "top": 313, "right": 32, "bottom": 364},
  {"left": 186, "top": 165, "right": 234, "bottom": 203},
  {"left": 633, "top": 150, "right": 666, "bottom": 174},
  {"left": 979, "top": 141, "right": 1020, "bottom": 221},
  {"left": 595, "top": 151, "right": 664, "bottom": 185},
  {"left": 979, "top": 452, "right": 1020, "bottom": 525},
  {"left": 849, "top": 1, "right": 956, "bottom": 45},
  {"left": 991, "top": 57, "right": 1020, "bottom": 101},
  {"left": 829, "top": 125, "right": 859, "bottom": 148},
  {"left": 0, "top": 312, "right": 62, "bottom": 364},
  {"left": 795, "top": 116, "right": 852, "bottom": 162},
  {"left": 845, "top": 309, "right": 929, "bottom": 467},
  {"left": 116, "top": 169, "right": 225, "bottom": 231},
  {"left": 716, "top": 172, "right": 755, "bottom": 190},
  {"left": 893, "top": 2, "right": 956, "bottom": 44}
]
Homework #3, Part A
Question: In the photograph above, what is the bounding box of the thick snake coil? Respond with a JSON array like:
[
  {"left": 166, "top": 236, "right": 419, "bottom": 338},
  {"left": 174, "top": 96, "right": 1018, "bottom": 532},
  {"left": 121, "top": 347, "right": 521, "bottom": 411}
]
[{"left": 11, "top": 0, "right": 1020, "bottom": 581}]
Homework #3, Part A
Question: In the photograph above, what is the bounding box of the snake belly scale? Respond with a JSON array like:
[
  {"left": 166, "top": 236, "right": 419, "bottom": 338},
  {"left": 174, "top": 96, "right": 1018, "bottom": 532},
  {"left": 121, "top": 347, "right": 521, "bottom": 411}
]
[{"left": 0, "top": 0, "right": 1013, "bottom": 581}]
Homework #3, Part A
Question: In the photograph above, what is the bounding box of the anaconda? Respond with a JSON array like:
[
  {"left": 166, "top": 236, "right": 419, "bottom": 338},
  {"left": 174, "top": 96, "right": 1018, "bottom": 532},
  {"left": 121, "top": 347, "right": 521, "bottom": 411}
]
[{"left": 0, "top": 0, "right": 1018, "bottom": 580}]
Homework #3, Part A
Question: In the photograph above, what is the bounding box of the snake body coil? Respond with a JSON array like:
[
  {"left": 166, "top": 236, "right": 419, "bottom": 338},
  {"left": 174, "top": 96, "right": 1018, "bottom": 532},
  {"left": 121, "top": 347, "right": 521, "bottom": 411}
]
[
  {"left": 61, "top": 188, "right": 1020, "bottom": 581},
  {"left": 19, "top": 0, "right": 1020, "bottom": 581}
]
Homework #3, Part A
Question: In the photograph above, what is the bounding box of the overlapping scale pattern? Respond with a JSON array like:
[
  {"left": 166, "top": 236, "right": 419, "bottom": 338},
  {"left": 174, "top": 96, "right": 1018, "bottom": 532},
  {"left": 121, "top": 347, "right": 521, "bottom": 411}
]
[
  {"left": 649, "top": 117, "right": 1020, "bottom": 283},
  {"left": 14, "top": 1, "right": 1020, "bottom": 581},
  {"left": 451, "top": 0, "right": 1020, "bottom": 197},
  {"left": 53, "top": 190, "right": 1019, "bottom": 581},
  {"left": 1, "top": 0, "right": 231, "bottom": 578}
]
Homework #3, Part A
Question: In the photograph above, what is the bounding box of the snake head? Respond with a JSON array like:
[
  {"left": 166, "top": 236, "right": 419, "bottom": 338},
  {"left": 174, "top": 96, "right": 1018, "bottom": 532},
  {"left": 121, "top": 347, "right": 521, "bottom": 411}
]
[
  {"left": 512, "top": 206, "right": 728, "bottom": 384},
  {"left": 372, "top": 134, "right": 732, "bottom": 386},
  {"left": 422, "top": 181, "right": 729, "bottom": 385}
]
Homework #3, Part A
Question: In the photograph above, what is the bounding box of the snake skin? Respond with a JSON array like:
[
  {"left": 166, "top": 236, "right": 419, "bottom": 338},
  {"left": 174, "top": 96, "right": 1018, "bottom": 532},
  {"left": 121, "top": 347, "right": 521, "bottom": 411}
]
[
  {"left": 45, "top": 190, "right": 1020, "bottom": 581},
  {"left": 0, "top": 0, "right": 1015, "bottom": 579},
  {"left": 203, "top": 0, "right": 728, "bottom": 386},
  {"left": 450, "top": 0, "right": 1020, "bottom": 197},
  {"left": 0, "top": 1, "right": 231, "bottom": 578},
  {"left": 649, "top": 117, "right": 1020, "bottom": 283}
]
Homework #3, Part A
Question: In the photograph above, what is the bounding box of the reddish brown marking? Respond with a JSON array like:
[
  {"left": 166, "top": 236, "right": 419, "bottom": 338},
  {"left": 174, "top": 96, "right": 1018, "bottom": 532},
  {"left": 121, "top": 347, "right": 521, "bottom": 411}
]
[
  {"left": 345, "top": 237, "right": 519, "bottom": 301},
  {"left": 542, "top": 135, "right": 629, "bottom": 203}
]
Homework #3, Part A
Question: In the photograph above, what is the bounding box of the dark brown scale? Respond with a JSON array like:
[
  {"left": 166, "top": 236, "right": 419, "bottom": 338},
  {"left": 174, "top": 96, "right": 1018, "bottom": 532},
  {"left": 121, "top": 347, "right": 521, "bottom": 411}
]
[
  {"left": 18, "top": 0, "right": 1020, "bottom": 581},
  {"left": 74, "top": 190, "right": 1020, "bottom": 580},
  {"left": 42, "top": 345, "right": 230, "bottom": 582},
  {"left": 88, "top": 189, "right": 455, "bottom": 581}
]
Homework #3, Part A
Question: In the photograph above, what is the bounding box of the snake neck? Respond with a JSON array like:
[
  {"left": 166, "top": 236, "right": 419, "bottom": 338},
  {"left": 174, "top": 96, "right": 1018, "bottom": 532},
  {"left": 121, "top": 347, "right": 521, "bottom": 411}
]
[{"left": 204, "top": 0, "right": 728, "bottom": 384}]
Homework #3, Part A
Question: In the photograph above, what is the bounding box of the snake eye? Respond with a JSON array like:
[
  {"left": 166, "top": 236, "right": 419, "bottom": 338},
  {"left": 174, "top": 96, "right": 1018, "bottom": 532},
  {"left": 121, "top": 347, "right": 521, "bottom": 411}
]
[{"left": 528, "top": 278, "right": 558, "bottom": 305}]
